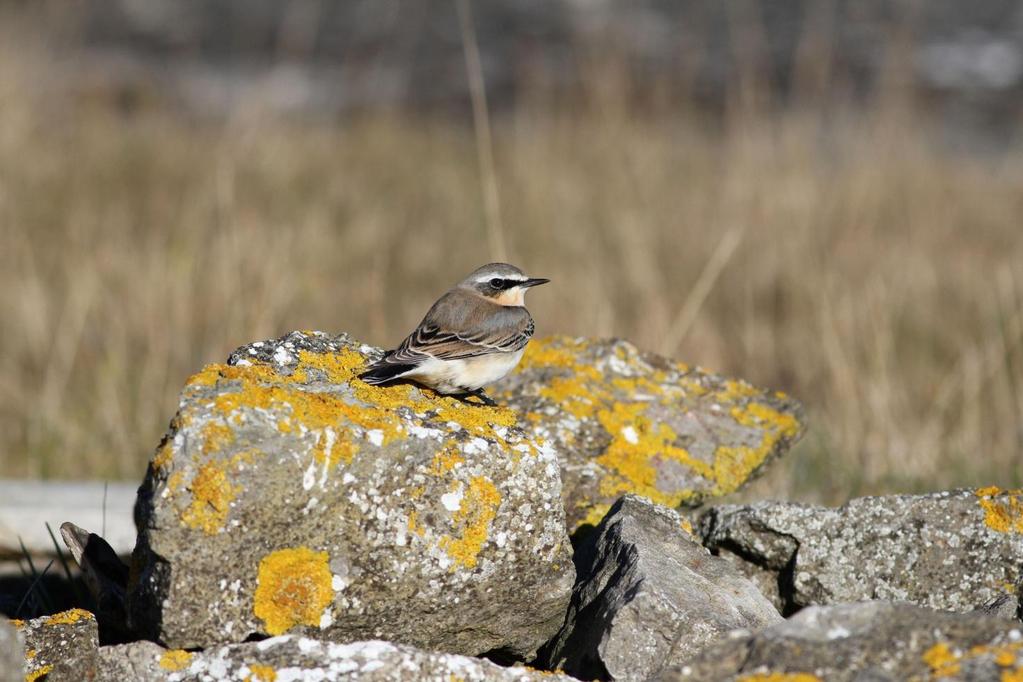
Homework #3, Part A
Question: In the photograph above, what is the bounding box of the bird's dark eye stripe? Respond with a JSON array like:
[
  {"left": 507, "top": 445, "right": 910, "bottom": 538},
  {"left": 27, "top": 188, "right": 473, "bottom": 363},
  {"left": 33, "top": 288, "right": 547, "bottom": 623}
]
[{"left": 488, "top": 278, "right": 525, "bottom": 290}]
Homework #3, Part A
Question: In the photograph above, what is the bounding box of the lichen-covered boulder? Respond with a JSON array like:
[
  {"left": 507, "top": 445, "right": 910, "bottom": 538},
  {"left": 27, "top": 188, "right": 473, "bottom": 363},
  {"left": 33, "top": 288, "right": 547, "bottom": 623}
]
[
  {"left": 99, "top": 637, "right": 579, "bottom": 681},
  {"left": 493, "top": 337, "right": 805, "bottom": 529},
  {"left": 0, "top": 616, "right": 22, "bottom": 682},
  {"left": 659, "top": 601, "right": 1023, "bottom": 681},
  {"left": 15, "top": 608, "right": 99, "bottom": 682},
  {"left": 541, "top": 495, "right": 781, "bottom": 681},
  {"left": 700, "top": 488, "right": 1023, "bottom": 614},
  {"left": 127, "top": 331, "right": 575, "bottom": 656}
]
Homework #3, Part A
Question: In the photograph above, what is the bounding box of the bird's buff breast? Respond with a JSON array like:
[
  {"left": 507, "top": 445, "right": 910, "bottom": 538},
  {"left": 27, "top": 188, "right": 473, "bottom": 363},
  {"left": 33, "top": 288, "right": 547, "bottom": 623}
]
[{"left": 406, "top": 349, "right": 525, "bottom": 394}]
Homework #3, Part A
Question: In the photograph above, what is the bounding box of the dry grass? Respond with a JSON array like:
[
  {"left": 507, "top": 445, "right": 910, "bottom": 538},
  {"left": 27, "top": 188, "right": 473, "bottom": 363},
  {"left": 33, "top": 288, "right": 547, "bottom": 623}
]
[{"left": 1, "top": 44, "right": 1021, "bottom": 504}]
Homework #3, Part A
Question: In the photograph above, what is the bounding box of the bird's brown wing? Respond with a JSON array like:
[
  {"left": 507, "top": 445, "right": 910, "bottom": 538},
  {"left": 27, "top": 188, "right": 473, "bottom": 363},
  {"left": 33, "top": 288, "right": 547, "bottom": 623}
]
[{"left": 388, "top": 289, "right": 534, "bottom": 363}]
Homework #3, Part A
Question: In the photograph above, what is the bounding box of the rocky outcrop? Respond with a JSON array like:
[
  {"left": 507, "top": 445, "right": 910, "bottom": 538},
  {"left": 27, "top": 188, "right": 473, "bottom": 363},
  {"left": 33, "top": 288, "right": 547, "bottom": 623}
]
[
  {"left": 0, "top": 616, "right": 22, "bottom": 682},
  {"left": 493, "top": 336, "right": 806, "bottom": 529},
  {"left": 660, "top": 601, "right": 1023, "bottom": 681},
  {"left": 98, "top": 637, "right": 579, "bottom": 681},
  {"left": 15, "top": 608, "right": 99, "bottom": 682},
  {"left": 700, "top": 488, "right": 1023, "bottom": 615},
  {"left": 127, "top": 331, "right": 575, "bottom": 656},
  {"left": 541, "top": 495, "right": 781, "bottom": 681}
]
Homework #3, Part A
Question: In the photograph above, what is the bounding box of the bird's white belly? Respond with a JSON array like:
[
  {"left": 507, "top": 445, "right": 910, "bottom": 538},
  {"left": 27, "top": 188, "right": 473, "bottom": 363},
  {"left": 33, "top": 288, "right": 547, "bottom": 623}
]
[{"left": 406, "top": 349, "right": 525, "bottom": 394}]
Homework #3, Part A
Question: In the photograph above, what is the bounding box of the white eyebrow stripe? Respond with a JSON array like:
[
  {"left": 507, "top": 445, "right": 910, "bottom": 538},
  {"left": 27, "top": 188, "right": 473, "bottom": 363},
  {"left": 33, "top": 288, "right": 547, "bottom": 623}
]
[{"left": 473, "top": 274, "right": 528, "bottom": 284}]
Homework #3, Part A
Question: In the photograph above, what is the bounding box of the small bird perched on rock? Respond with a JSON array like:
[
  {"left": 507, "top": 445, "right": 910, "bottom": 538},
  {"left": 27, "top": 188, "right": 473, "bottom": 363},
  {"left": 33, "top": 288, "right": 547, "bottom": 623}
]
[{"left": 359, "top": 263, "right": 549, "bottom": 405}]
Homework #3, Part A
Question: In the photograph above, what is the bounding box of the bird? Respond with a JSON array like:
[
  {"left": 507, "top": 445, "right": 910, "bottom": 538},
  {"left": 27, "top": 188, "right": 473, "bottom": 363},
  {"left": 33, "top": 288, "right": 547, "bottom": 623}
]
[{"left": 359, "top": 263, "right": 549, "bottom": 405}]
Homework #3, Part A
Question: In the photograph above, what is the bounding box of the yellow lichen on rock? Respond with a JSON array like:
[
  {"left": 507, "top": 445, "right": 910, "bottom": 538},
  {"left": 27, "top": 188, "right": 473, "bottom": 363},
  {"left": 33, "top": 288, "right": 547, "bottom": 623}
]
[
  {"left": 976, "top": 486, "right": 1023, "bottom": 534},
  {"left": 595, "top": 401, "right": 711, "bottom": 507},
  {"left": 24, "top": 664, "right": 53, "bottom": 682},
  {"left": 253, "top": 547, "right": 334, "bottom": 636},
  {"left": 246, "top": 664, "right": 277, "bottom": 681},
  {"left": 440, "top": 476, "right": 502, "bottom": 569},
  {"left": 923, "top": 642, "right": 961, "bottom": 677},
  {"left": 180, "top": 461, "right": 239, "bottom": 535},
  {"left": 43, "top": 608, "right": 94, "bottom": 625},
  {"left": 201, "top": 421, "right": 236, "bottom": 455},
  {"left": 924, "top": 639, "right": 1023, "bottom": 678},
  {"left": 181, "top": 346, "right": 523, "bottom": 485},
  {"left": 159, "top": 649, "right": 194, "bottom": 671},
  {"left": 505, "top": 336, "right": 804, "bottom": 526}
]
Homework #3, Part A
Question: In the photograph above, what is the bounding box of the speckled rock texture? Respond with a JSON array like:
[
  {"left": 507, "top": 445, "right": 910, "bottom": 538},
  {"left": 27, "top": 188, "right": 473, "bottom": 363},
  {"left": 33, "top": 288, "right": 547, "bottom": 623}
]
[
  {"left": 0, "top": 616, "right": 22, "bottom": 682},
  {"left": 700, "top": 488, "right": 1023, "bottom": 615},
  {"left": 98, "top": 637, "right": 581, "bottom": 681},
  {"left": 659, "top": 601, "right": 1023, "bottom": 682},
  {"left": 16, "top": 608, "right": 99, "bottom": 682},
  {"left": 541, "top": 495, "right": 781, "bottom": 681},
  {"left": 492, "top": 336, "right": 806, "bottom": 529},
  {"left": 127, "top": 331, "right": 575, "bottom": 656}
]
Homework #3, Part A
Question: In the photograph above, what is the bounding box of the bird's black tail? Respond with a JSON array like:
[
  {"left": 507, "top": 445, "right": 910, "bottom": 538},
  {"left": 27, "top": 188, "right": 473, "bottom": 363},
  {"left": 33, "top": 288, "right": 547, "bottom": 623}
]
[{"left": 359, "top": 361, "right": 416, "bottom": 385}]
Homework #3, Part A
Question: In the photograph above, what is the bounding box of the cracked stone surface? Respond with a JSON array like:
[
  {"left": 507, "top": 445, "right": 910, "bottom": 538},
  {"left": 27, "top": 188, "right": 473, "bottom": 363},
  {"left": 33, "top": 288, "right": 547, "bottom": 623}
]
[
  {"left": 699, "top": 488, "right": 1023, "bottom": 615},
  {"left": 659, "top": 601, "right": 1023, "bottom": 681},
  {"left": 15, "top": 609, "right": 99, "bottom": 682},
  {"left": 98, "top": 637, "right": 580, "bottom": 681},
  {"left": 492, "top": 336, "right": 806, "bottom": 530},
  {"left": 127, "top": 331, "right": 574, "bottom": 656},
  {"left": 540, "top": 495, "right": 781, "bottom": 681}
]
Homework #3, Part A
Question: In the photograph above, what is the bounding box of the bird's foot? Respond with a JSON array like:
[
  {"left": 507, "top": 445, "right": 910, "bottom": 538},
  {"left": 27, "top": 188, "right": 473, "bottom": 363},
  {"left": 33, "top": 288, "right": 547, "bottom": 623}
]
[{"left": 457, "top": 388, "right": 498, "bottom": 407}]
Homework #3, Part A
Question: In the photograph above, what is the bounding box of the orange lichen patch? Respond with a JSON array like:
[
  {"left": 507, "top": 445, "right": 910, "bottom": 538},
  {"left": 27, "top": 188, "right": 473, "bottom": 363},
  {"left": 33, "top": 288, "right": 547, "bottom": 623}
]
[
  {"left": 159, "top": 649, "right": 194, "bottom": 671},
  {"left": 407, "top": 510, "right": 426, "bottom": 537},
  {"left": 184, "top": 345, "right": 522, "bottom": 482},
  {"left": 10, "top": 619, "right": 24, "bottom": 628},
  {"left": 152, "top": 440, "right": 174, "bottom": 469},
  {"left": 737, "top": 674, "right": 821, "bottom": 682},
  {"left": 25, "top": 664, "right": 53, "bottom": 682},
  {"left": 246, "top": 664, "right": 277, "bottom": 681},
  {"left": 253, "top": 547, "right": 333, "bottom": 636},
  {"left": 440, "top": 477, "right": 502, "bottom": 569},
  {"left": 923, "top": 642, "right": 962, "bottom": 677},
  {"left": 679, "top": 516, "right": 695, "bottom": 535},
  {"left": 43, "top": 608, "right": 94, "bottom": 625},
  {"left": 594, "top": 402, "right": 711, "bottom": 507},
  {"left": 181, "top": 461, "right": 239, "bottom": 534},
  {"left": 508, "top": 336, "right": 803, "bottom": 525},
  {"left": 431, "top": 442, "right": 465, "bottom": 474},
  {"left": 925, "top": 640, "right": 1023, "bottom": 678},
  {"left": 201, "top": 421, "right": 236, "bottom": 455},
  {"left": 24, "top": 649, "right": 36, "bottom": 660},
  {"left": 976, "top": 487, "right": 1023, "bottom": 534}
]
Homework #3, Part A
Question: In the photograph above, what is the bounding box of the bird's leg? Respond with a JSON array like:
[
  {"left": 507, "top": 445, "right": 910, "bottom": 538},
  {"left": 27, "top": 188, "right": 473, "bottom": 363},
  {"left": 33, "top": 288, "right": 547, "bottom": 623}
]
[{"left": 467, "top": 388, "right": 498, "bottom": 406}]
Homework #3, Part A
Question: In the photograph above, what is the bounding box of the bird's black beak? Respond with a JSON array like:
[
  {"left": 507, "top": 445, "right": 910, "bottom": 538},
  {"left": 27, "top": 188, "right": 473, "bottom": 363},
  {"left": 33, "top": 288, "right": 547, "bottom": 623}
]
[{"left": 521, "top": 277, "right": 550, "bottom": 288}]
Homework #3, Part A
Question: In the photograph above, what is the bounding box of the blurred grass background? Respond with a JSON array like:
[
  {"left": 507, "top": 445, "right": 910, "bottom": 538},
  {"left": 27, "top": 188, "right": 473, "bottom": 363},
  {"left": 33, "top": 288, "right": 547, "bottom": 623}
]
[{"left": 0, "top": 2, "right": 1021, "bottom": 503}]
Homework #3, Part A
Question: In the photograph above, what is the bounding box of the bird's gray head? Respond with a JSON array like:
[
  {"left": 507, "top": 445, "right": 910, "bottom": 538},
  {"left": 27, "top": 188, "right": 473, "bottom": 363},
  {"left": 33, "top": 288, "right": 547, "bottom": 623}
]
[{"left": 458, "top": 262, "right": 550, "bottom": 306}]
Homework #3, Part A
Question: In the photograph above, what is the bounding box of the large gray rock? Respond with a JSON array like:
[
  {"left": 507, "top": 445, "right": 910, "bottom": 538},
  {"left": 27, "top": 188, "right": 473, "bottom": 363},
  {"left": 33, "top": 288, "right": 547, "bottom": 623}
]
[
  {"left": 0, "top": 616, "right": 22, "bottom": 682},
  {"left": 700, "top": 488, "right": 1023, "bottom": 614},
  {"left": 541, "top": 495, "right": 781, "bottom": 681},
  {"left": 493, "top": 336, "right": 806, "bottom": 530},
  {"left": 127, "top": 331, "right": 575, "bottom": 656},
  {"left": 98, "top": 636, "right": 581, "bottom": 681},
  {"left": 660, "top": 601, "right": 1023, "bottom": 681},
  {"left": 17, "top": 608, "right": 99, "bottom": 682}
]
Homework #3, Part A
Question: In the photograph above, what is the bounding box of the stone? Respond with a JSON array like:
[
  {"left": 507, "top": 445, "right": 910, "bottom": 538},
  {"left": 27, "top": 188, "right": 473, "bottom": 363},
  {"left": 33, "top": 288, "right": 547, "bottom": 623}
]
[
  {"left": 699, "top": 488, "right": 1023, "bottom": 614},
  {"left": 492, "top": 336, "right": 806, "bottom": 530},
  {"left": 60, "top": 521, "right": 131, "bottom": 643},
  {"left": 660, "top": 601, "right": 1023, "bottom": 681},
  {"left": 127, "top": 331, "right": 575, "bottom": 657},
  {"left": 0, "top": 616, "right": 22, "bottom": 682},
  {"left": 15, "top": 608, "right": 99, "bottom": 682},
  {"left": 541, "top": 495, "right": 782, "bottom": 681},
  {"left": 98, "top": 636, "right": 580, "bottom": 681}
]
